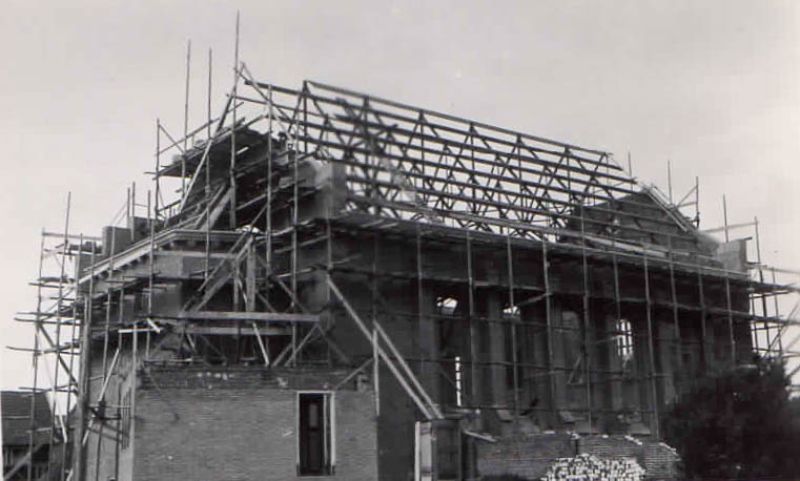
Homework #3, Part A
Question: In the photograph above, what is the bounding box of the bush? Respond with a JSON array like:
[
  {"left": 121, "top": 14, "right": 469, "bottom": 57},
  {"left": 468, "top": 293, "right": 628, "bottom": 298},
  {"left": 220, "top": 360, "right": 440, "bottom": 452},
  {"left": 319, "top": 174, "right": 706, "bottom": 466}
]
[{"left": 661, "top": 357, "right": 800, "bottom": 479}]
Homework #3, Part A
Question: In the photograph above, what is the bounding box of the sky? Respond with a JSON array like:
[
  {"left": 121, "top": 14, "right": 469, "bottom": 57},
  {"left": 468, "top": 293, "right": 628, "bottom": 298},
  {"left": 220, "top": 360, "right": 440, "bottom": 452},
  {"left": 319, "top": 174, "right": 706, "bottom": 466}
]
[{"left": 1, "top": 0, "right": 798, "bottom": 391}]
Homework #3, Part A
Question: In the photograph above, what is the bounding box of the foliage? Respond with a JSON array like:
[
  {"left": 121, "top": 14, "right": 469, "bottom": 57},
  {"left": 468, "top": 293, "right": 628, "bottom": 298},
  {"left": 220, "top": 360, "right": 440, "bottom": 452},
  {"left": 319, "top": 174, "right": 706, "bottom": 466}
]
[{"left": 661, "top": 357, "right": 800, "bottom": 479}]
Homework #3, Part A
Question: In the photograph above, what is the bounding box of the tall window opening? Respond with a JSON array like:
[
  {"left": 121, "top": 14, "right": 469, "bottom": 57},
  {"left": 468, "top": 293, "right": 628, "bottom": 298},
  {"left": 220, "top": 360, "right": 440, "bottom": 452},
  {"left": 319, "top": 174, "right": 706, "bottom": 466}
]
[
  {"left": 298, "top": 392, "right": 333, "bottom": 476},
  {"left": 503, "top": 304, "right": 520, "bottom": 390},
  {"left": 454, "top": 356, "right": 463, "bottom": 407},
  {"left": 615, "top": 318, "right": 634, "bottom": 362},
  {"left": 437, "top": 297, "right": 462, "bottom": 407}
]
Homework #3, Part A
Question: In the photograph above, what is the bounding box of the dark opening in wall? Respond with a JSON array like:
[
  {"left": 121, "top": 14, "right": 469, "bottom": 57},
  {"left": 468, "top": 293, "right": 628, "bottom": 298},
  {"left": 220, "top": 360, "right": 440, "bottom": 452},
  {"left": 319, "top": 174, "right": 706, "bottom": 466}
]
[{"left": 298, "top": 392, "right": 333, "bottom": 476}]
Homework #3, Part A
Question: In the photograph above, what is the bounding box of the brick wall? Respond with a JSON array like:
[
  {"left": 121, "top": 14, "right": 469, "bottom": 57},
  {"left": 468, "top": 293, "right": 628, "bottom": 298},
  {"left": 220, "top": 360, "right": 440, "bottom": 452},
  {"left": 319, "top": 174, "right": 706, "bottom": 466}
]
[
  {"left": 578, "top": 436, "right": 679, "bottom": 480},
  {"left": 478, "top": 434, "right": 575, "bottom": 480},
  {"left": 477, "top": 434, "right": 679, "bottom": 481},
  {"left": 132, "top": 373, "right": 377, "bottom": 481},
  {"left": 578, "top": 436, "right": 641, "bottom": 459},
  {"left": 641, "top": 442, "right": 680, "bottom": 480},
  {"left": 83, "top": 350, "right": 136, "bottom": 481}
]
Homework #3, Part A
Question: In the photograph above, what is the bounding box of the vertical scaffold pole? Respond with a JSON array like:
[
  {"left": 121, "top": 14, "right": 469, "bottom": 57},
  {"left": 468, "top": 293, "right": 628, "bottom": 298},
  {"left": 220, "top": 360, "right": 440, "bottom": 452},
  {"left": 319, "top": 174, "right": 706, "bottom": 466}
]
[
  {"left": 579, "top": 208, "right": 593, "bottom": 431},
  {"left": 696, "top": 267, "right": 708, "bottom": 371},
  {"left": 94, "top": 224, "right": 115, "bottom": 480},
  {"left": 611, "top": 238, "right": 625, "bottom": 416},
  {"left": 101, "top": 229, "right": 116, "bottom": 385},
  {"left": 113, "top": 284, "right": 124, "bottom": 481},
  {"left": 132, "top": 182, "right": 136, "bottom": 229},
  {"left": 627, "top": 151, "right": 633, "bottom": 177},
  {"left": 771, "top": 267, "right": 783, "bottom": 356},
  {"left": 694, "top": 176, "right": 700, "bottom": 227},
  {"left": 303, "top": 80, "right": 308, "bottom": 155},
  {"left": 50, "top": 193, "right": 71, "bottom": 472},
  {"left": 612, "top": 240, "right": 622, "bottom": 322},
  {"left": 290, "top": 86, "right": 301, "bottom": 366},
  {"left": 416, "top": 226, "right": 424, "bottom": 385},
  {"left": 62, "top": 233, "right": 83, "bottom": 481},
  {"left": 147, "top": 191, "right": 155, "bottom": 360},
  {"left": 667, "top": 159, "right": 673, "bottom": 203},
  {"left": 643, "top": 254, "right": 660, "bottom": 438},
  {"left": 542, "top": 241, "right": 556, "bottom": 424},
  {"left": 667, "top": 237, "right": 683, "bottom": 380},
  {"left": 723, "top": 195, "right": 729, "bottom": 243},
  {"left": 373, "top": 327, "right": 380, "bottom": 416},
  {"left": 182, "top": 39, "right": 191, "bottom": 200},
  {"left": 154, "top": 118, "right": 160, "bottom": 221},
  {"left": 229, "top": 13, "right": 240, "bottom": 229},
  {"left": 265, "top": 84, "right": 273, "bottom": 294},
  {"left": 467, "top": 231, "right": 478, "bottom": 407},
  {"left": 724, "top": 274, "right": 736, "bottom": 365},
  {"left": 372, "top": 231, "right": 378, "bottom": 340},
  {"left": 27, "top": 232, "right": 46, "bottom": 481},
  {"left": 325, "top": 195, "right": 332, "bottom": 362},
  {"left": 205, "top": 48, "right": 213, "bottom": 279},
  {"left": 129, "top": 295, "right": 138, "bottom": 481},
  {"left": 73, "top": 240, "right": 96, "bottom": 481},
  {"left": 754, "top": 217, "right": 770, "bottom": 351},
  {"left": 506, "top": 235, "right": 519, "bottom": 429}
]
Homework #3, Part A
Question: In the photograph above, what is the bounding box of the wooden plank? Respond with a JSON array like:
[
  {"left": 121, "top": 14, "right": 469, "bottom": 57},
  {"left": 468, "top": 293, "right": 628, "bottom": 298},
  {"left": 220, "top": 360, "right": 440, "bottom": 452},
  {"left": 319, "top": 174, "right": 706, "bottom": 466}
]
[
  {"left": 177, "top": 311, "right": 320, "bottom": 323},
  {"left": 184, "top": 325, "right": 288, "bottom": 336}
]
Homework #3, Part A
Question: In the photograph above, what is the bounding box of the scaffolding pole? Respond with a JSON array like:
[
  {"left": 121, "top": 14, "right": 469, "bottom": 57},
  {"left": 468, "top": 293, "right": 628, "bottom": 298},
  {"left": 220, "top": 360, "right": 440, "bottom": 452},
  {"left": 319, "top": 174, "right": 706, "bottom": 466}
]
[
  {"left": 542, "top": 241, "right": 557, "bottom": 424},
  {"left": 72, "top": 239, "right": 96, "bottom": 481},
  {"left": 506, "top": 234, "right": 520, "bottom": 430},
  {"left": 643, "top": 254, "right": 660, "bottom": 438}
]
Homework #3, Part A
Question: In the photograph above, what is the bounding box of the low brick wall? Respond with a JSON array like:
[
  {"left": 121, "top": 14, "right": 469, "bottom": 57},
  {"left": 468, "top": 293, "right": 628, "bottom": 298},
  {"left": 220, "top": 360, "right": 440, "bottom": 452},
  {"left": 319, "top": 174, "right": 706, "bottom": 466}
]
[
  {"left": 478, "top": 434, "right": 576, "bottom": 480},
  {"left": 477, "top": 434, "right": 679, "bottom": 480},
  {"left": 578, "top": 436, "right": 679, "bottom": 480},
  {"left": 641, "top": 442, "right": 680, "bottom": 480},
  {"left": 132, "top": 367, "right": 378, "bottom": 481}
]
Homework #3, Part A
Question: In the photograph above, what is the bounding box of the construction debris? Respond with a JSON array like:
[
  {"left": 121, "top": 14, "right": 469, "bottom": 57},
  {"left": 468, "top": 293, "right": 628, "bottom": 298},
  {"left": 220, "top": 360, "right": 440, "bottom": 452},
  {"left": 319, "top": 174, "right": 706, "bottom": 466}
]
[{"left": 542, "top": 454, "right": 645, "bottom": 481}]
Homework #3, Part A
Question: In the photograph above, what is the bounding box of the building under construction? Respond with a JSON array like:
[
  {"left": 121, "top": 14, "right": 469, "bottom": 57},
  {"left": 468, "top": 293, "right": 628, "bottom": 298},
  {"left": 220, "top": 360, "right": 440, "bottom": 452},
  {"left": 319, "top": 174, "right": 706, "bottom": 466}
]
[{"left": 8, "top": 68, "right": 800, "bottom": 481}]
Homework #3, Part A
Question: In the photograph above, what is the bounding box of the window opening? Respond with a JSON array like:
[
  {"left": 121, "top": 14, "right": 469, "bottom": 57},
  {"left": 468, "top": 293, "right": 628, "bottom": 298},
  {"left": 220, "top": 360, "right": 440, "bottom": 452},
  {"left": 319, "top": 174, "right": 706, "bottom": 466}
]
[
  {"left": 616, "top": 318, "right": 634, "bottom": 362},
  {"left": 454, "top": 356, "right": 463, "bottom": 407},
  {"left": 298, "top": 392, "right": 333, "bottom": 476}
]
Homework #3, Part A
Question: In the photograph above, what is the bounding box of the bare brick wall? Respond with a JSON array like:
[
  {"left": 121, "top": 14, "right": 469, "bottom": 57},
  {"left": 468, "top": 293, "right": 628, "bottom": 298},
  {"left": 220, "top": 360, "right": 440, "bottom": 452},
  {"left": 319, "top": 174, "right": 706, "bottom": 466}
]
[
  {"left": 578, "top": 436, "right": 640, "bottom": 459},
  {"left": 133, "top": 386, "right": 377, "bottom": 481},
  {"left": 84, "top": 351, "right": 135, "bottom": 481},
  {"left": 578, "top": 437, "right": 679, "bottom": 479},
  {"left": 478, "top": 434, "right": 575, "bottom": 480},
  {"left": 641, "top": 443, "right": 680, "bottom": 480},
  {"left": 477, "top": 434, "right": 679, "bottom": 480}
]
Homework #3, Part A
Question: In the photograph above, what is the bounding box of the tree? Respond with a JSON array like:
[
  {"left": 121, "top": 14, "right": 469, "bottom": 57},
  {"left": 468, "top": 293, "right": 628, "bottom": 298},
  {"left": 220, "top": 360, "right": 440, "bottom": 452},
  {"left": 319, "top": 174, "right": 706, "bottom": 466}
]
[{"left": 661, "top": 357, "right": 800, "bottom": 479}]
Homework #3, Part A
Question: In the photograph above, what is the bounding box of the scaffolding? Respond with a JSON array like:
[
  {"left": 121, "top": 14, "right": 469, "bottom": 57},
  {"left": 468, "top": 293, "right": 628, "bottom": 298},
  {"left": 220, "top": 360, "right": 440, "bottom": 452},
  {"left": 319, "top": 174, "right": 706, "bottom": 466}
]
[{"left": 8, "top": 63, "right": 800, "bottom": 481}]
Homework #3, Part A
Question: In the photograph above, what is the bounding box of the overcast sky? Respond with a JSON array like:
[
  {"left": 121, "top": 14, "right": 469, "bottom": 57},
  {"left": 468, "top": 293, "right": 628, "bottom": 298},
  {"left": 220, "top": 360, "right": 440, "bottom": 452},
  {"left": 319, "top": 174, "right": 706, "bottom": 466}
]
[{"left": 1, "top": 0, "right": 798, "bottom": 390}]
